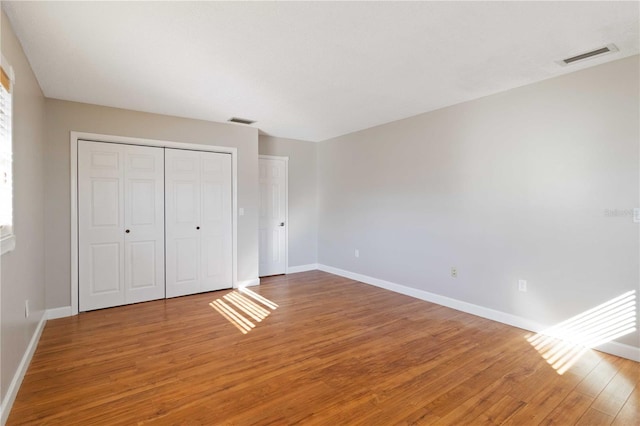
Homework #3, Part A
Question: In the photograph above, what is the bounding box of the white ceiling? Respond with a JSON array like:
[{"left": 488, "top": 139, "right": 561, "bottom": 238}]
[{"left": 3, "top": 1, "right": 639, "bottom": 142}]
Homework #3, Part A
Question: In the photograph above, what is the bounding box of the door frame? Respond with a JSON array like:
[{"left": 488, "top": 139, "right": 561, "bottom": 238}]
[
  {"left": 258, "top": 155, "right": 289, "bottom": 276},
  {"left": 70, "top": 131, "right": 238, "bottom": 315}
]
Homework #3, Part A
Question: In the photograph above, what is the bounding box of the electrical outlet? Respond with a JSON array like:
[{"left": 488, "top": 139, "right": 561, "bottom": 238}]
[
  {"left": 354, "top": 249, "right": 360, "bottom": 258},
  {"left": 25, "top": 300, "right": 30, "bottom": 318},
  {"left": 451, "top": 267, "right": 457, "bottom": 278},
  {"left": 518, "top": 279, "right": 527, "bottom": 292}
]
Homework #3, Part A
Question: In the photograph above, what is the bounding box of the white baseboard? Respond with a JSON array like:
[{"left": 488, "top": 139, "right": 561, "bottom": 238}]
[
  {"left": 1, "top": 312, "right": 47, "bottom": 425},
  {"left": 287, "top": 263, "right": 318, "bottom": 274},
  {"left": 47, "top": 306, "right": 72, "bottom": 320},
  {"left": 317, "top": 264, "right": 640, "bottom": 362},
  {"left": 595, "top": 340, "right": 640, "bottom": 362},
  {"left": 317, "top": 264, "right": 544, "bottom": 331},
  {"left": 237, "top": 278, "right": 260, "bottom": 288}
]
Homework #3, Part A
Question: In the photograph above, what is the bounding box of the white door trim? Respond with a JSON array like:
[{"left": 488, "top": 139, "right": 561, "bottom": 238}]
[
  {"left": 258, "top": 155, "right": 289, "bottom": 276},
  {"left": 70, "top": 131, "right": 238, "bottom": 315}
]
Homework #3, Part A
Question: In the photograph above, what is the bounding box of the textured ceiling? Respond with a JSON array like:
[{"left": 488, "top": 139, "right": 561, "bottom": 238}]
[{"left": 3, "top": 1, "right": 639, "bottom": 142}]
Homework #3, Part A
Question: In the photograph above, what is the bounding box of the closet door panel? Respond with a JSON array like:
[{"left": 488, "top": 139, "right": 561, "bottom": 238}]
[
  {"left": 165, "top": 149, "right": 201, "bottom": 297},
  {"left": 200, "top": 152, "right": 232, "bottom": 291},
  {"left": 78, "top": 141, "right": 125, "bottom": 311},
  {"left": 124, "top": 145, "right": 165, "bottom": 303}
]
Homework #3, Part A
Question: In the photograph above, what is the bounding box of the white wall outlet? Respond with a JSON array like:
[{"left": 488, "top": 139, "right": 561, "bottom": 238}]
[
  {"left": 451, "top": 267, "right": 457, "bottom": 278},
  {"left": 354, "top": 249, "right": 360, "bottom": 258},
  {"left": 518, "top": 279, "right": 527, "bottom": 292},
  {"left": 25, "top": 300, "right": 30, "bottom": 318}
]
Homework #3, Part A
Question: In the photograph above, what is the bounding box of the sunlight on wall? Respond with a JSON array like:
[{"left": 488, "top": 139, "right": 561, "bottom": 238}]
[
  {"left": 210, "top": 288, "right": 279, "bottom": 334},
  {"left": 526, "top": 290, "right": 637, "bottom": 375}
]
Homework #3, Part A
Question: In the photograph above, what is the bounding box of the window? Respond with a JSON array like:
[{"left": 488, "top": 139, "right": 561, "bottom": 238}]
[{"left": 0, "top": 54, "right": 14, "bottom": 255}]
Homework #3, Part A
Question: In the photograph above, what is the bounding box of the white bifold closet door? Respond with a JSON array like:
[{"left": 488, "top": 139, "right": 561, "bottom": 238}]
[
  {"left": 165, "top": 149, "right": 232, "bottom": 298},
  {"left": 78, "top": 141, "right": 165, "bottom": 311}
]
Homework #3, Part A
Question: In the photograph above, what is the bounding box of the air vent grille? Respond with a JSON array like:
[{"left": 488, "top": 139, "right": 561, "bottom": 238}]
[
  {"left": 559, "top": 44, "right": 618, "bottom": 66},
  {"left": 228, "top": 117, "right": 256, "bottom": 125}
]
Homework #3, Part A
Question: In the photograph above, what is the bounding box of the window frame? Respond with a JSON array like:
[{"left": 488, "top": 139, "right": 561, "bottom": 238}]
[{"left": 1, "top": 53, "right": 15, "bottom": 255}]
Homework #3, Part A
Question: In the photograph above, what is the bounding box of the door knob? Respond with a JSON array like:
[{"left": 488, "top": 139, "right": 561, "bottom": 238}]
[
  {"left": 125, "top": 229, "right": 130, "bottom": 233},
  {"left": 196, "top": 226, "right": 200, "bottom": 230},
  {"left": 279, "top": 222, "right": 285, "bottom": 227}
]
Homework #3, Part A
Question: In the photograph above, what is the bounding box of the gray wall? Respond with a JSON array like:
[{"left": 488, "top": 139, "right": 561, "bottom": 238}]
[
  {"left": 259, "top": 135, "right": 318, "bottom": 267},
  {"left": 1, "top": 10, "right": 46, "bottom": 400},
  {"left": 318, "top": 56, "right": 640, "bottom": 348},
  {"left": 44, "top": 99, "right": 259, "bottom": 309}
]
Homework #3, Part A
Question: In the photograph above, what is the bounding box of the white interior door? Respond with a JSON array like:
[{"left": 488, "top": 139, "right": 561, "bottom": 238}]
[
  {"left": 124, "top": 145, "right": 165, "bottom": 304},
  {"left": 79, "top": 141, "right": 165, "bottom": 311},
  {"left": 166, "top": 149, "right": 232, "bottom": 297},
  {"left": 200, "top": 151, "right": 232, "bottom": 291},
  {"left": 259, "top": 157, "right": 287, "bottom": 277},
  {"left": 165, "top": 149, "right": 201, "bottom": 297},
  {"left": 79, "top": 141, "right": 125, "bottom": 311}
]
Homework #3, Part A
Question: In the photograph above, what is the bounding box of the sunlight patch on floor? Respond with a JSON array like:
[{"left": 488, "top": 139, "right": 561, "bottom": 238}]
[
  {"left": 526, "top": 290, "right": 637, "bottom": 375},
  {"left": 210, "top": 288, "right": 278, "bottom": 334}
]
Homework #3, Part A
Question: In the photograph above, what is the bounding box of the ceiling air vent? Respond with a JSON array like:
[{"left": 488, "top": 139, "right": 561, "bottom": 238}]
[
  {"left": 228, "top": 117, "right": 256, "bottom": 125},
  {"left": 558, "top": 44, "right": 618, "bottom": 66}
]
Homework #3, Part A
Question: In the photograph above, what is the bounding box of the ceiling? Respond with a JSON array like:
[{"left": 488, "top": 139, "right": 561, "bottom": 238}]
[{"left": 3, "top": 1, "right": 639, "bottom": 142}]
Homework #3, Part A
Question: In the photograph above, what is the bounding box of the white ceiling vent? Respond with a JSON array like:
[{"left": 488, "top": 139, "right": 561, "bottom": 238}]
[
  {"left": 558, "top": 44, "right": 619, "bottom": 66},
  {"left": 228, "top": 117, "right": 256, "bottom": 125}
]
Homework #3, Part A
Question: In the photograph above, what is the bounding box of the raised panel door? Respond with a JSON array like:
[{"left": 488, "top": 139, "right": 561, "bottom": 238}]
[
  {"left": 200, "top": 152, "right": 232, "bottom": 291},
  {"left": 259, "top": 158, "right": 287, "bottom": 276},
  {"left": 78, "top": 141, "right": 125, "bottom": 311},
  {"left": 165, "top": 149, "right": 201, "bottom": 297},
  {"left": 124, "top": 145, "right": 165, "bottom": 303}
]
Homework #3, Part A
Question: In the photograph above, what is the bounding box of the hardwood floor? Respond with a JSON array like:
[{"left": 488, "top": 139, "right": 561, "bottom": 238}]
[{"left": 8, "top": 271, "right": 639, "bottom": 425}]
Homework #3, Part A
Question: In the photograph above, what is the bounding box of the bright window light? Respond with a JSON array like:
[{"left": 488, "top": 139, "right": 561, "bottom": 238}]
[
  {"left": 210, "top": 289, "right": 278, "bottom": 334},
  {"left": 526, "top": 290, "right": 637, "bottom": 375},
  {"left": 0, "top": 55, "right": 15, "bottom": 255}
]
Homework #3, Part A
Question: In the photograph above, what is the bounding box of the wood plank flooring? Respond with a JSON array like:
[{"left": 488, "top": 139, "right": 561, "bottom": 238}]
[{"left": 8, "top": 271, "right": 640, "bottom": 425}]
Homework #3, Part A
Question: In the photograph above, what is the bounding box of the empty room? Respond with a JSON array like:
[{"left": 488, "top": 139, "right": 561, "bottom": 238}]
[{"left": 1, "top": 1, "right": 639, "bottom": 425}]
